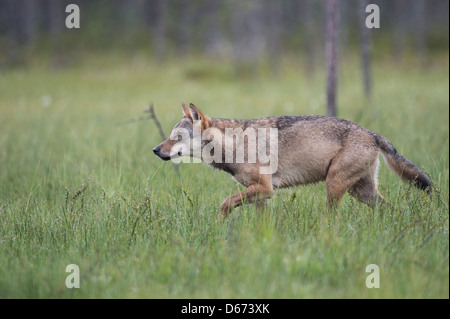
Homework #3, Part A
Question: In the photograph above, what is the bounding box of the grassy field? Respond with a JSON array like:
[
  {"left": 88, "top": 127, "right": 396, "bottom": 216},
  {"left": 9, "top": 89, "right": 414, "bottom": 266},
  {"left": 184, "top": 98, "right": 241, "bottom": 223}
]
[{"left": 0, "top": 53, "right": 448, "bottom": 298}]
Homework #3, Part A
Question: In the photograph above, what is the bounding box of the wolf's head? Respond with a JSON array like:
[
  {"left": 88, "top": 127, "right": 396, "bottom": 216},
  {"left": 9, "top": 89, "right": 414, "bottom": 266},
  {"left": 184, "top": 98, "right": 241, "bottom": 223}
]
[{"left": 153, "top": 103, "right": 210, "bottom": 161}]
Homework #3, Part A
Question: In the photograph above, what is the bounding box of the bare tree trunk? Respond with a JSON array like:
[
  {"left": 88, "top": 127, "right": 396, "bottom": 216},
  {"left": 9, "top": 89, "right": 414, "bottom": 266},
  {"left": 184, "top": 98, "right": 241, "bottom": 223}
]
[
  {"left": 49, "top": 0, "right": 64, "bottom": 68},
  {"left": 175, "top": 0, "right": 194, "bottom": 57},
  {"left": 153, "top": 0, "right": 167, "bottom": 63},
  {"left": 338, "top": 0, "right": 350, "bottom": 60},
  {"left": 2, "top": 0, "right": 38, "bottom": 66},
  {"left": 359, "top": 0, "right": 372, "bottom": 98},
  {"left": 231, "top": 0, "right": 264, "bottom": 77},
  {"left": 22, "top": 0, "right": 38, "bottom": 52},
  {"left": 264, "top": 0, "right": 282, "bottom": 75},
  {"left": 300, "top": 0, "right": 316, "bottom": 76},
  {"left": 326, "top": 0, "right": 339, "bottom": 117},
  {"left": 392, "top": 0, "right": 406, "bottom": 63},
  {"left": 4, "top": 0, "right": 20, "bottom": 66},
  {"left": 118, "top": 0, "right": 146, "bottom": 43},
  {"left": 203, "top": 0, "right": 222, "bottom": 56},
  {"left": 413, "top": 0, "right": 427, "bottom": 62}
]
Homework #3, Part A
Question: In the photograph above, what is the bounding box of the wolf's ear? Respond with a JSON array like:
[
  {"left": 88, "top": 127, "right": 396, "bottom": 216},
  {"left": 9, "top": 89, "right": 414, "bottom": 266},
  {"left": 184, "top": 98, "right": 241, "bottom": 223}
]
[
  {"left": 189, "top": 103, "right": 210, "bottom": 131},
  {"left": 182, "top": 103, "right": 191, "bottom": 117}
]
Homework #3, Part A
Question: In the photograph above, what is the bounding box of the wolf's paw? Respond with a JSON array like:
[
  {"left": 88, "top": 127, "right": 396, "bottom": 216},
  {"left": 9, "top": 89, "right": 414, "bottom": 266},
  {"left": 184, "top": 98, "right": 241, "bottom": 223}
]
[{"left": 218, "top": 200, "right": 232, "bottom": 220}]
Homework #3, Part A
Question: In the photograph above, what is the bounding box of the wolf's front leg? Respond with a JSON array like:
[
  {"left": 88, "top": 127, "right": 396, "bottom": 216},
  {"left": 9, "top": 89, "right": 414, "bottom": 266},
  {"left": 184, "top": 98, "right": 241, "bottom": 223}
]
[{"left": 219, "top": 176, "right": 274, "bottom": 219}]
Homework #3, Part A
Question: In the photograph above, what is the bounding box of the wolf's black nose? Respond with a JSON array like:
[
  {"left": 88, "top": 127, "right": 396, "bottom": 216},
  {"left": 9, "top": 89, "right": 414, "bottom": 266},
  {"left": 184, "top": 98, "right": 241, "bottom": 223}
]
[{"left": 153, "top": 146, "right": 160, "bottom": 154}]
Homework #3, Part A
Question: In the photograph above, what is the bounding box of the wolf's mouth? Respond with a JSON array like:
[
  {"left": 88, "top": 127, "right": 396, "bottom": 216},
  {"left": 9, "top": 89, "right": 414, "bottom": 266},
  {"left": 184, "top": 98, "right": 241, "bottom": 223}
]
[
  {"left": 153, "top": 146, "right": 171, "bottom": 161},
  {"left": 158, "top": 155, "right": 171, "bottom": 161}
]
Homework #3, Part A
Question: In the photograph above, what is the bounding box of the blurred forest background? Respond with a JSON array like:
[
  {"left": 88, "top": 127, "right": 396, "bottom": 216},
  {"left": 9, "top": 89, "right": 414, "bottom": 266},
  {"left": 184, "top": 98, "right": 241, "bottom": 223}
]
[
  {"left": 1, "top": 0, "right": 448, "bottom": 70},
  {"left": 0, "top": 1, "right": 448, "bottom": 299}
]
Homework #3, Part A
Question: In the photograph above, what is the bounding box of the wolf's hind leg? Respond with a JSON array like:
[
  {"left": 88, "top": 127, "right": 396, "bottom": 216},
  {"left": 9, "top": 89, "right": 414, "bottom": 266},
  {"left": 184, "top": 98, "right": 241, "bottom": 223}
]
[
  {"left": 348, "top": 174, "right": 386, "bottom": 207},
  {"left": 326, "top": 166, "right": 364, "bottom": 209},
  {"left": 325, "top": 147, "right": 379, "bottom": 209}
]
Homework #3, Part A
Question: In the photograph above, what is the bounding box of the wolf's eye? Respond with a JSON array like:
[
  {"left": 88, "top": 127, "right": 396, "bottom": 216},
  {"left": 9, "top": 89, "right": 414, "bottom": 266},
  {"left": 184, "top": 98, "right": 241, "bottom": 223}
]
[{"left": 177, "top": 135, "right": 182, "bottom": 141}]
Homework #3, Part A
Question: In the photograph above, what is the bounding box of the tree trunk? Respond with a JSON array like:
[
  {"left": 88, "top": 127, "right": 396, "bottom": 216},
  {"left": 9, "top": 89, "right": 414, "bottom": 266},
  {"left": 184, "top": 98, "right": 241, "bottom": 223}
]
[
  {"left": 49, "top": 0, "right": 64, "bottom": 68},
  {"left": 152, "top": 0, "right": 167, "bottom": 63},
  {"left": 175, "top": 0, "right": 193, "bottom": 57},
  {"left": 392, "top": 0, "right": 406, "bottom": 63},
  {"left": 359, "top": 0, "right": 372, "bottom": 98},
  {"left": 4, "top": 0, "right": 20, "bottom": 66},
  {"left": 300, "top": 0, "right": 316, "bottom": 76},
  {"left": 203, "top": 0, "right": 222, "bottom": 56},
  {"left": 326, "top": 0, "right": 339, "bottom": 117},
  {"left": 264, "top": 0, "right": 282, "bottom": 75},
  {"left": 413, "top": 0, "right": 427, "bottom": 61},
  {"left": 231, "top": 0, "right": 264, "bottom": 77}
]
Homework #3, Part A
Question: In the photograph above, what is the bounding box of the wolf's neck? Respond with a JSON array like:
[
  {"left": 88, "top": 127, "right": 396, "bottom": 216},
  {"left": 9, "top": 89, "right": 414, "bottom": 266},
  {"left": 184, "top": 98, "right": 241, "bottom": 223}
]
[{"left": 201, "top": 118, "right": 241, "bottom": 176}]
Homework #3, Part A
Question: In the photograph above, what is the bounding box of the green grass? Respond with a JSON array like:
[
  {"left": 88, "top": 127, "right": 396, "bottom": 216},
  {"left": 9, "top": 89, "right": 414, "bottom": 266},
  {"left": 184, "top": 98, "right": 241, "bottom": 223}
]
[{"left": 0, "top": 53, "right": 448, "bottom": 298}]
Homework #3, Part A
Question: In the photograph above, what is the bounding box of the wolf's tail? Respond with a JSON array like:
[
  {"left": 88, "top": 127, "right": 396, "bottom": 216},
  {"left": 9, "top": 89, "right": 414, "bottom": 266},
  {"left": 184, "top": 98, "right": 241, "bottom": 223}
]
[{"left": 372, "top": 132, "right": 432, "bottom": 193}]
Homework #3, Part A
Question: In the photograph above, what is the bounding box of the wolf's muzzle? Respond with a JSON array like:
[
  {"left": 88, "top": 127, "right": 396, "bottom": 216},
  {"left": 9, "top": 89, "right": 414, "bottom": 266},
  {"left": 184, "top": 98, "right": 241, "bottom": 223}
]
[{"left": 153, "top": 146, "right": 171, "bottom": 161}]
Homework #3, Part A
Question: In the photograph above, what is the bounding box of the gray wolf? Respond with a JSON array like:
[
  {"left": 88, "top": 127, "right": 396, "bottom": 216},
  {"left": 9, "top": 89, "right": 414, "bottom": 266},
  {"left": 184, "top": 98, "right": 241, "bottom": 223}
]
[{"left": 153, "top": 103, "right": 431, "bottom": 218}]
